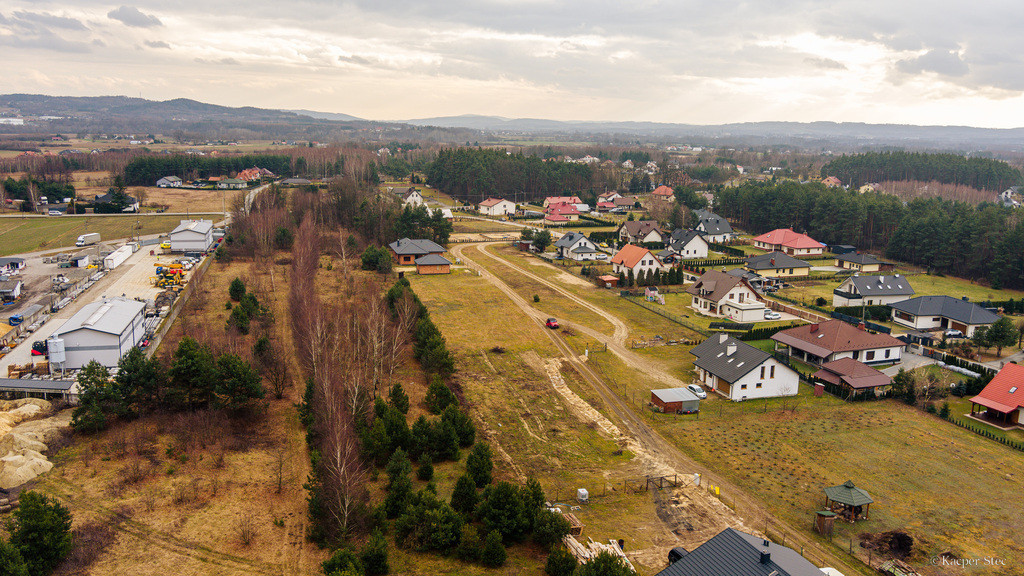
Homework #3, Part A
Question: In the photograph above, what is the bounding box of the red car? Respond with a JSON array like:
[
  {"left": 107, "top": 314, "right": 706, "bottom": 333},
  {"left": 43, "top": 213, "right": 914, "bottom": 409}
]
[{"left": 545, "top": 318, "right": 559, "bottom": 329}]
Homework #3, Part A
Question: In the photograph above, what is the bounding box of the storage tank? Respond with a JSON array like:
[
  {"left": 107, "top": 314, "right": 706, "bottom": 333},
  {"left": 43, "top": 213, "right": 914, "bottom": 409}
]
[{"left": 47, "top": 337, "right": 66, "bottom": 365}]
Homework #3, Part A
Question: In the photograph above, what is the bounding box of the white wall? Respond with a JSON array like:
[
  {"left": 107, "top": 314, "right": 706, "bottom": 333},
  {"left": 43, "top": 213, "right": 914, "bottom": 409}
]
[{"left": 730, "top": 359, "right": 800, "bottom": 401}]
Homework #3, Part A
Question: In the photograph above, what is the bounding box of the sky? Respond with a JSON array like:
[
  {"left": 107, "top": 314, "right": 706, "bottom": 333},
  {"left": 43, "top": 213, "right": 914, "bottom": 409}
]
[{"left": 2, "top": 1, "right": 1024, "bottom": 127}]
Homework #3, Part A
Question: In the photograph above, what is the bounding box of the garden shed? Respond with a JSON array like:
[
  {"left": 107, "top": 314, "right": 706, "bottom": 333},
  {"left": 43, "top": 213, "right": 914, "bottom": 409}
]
[{"left": 650, "top": 388, "right": 700, "bottom": 414}]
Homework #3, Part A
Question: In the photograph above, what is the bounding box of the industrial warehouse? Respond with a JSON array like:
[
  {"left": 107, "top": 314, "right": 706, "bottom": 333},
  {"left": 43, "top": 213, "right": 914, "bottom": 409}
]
[{"left": 48, "top": 297, "right": 147, "bottom": 370}]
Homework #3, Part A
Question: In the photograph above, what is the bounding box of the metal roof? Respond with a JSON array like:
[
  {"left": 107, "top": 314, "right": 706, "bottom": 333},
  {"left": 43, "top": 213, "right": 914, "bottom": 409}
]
[
  {"left": 389, "top": 238, "right": 446, "bottom": 256},
  {"left": 54, "top": 297, "right": 145, "bottom": 337},
  {"left": 0, "top": 378, "right": 74, "bottom": 393},
  {"left": 690, "top": 334, "right": 772, "bottom": 383},
  {"left": 836, "top": 253, "right": 884, "bottom": 265},
  {"left": 890, "top": 295, "right": 1000, "bottom": 326},
  {"left": 651, "top": 388, "right": 700, "bottom": 403},
  {"left": 170, "top": 219, "right": 214, "bottom": 235},
  {"left": 554, "top": 231, "right": 588, "bottom": 249},
  {"left": 841, "top": 275, "right": 915, "bottom": 297},
  {"left": 824, "top": 480, "right": 873, "bottom": 507},
  {"left": 655, "top": 528, "right": 826, "bottom": 576},
  {"left": 415, "top": 254, "right": 451, "bottom": 266},
  {"left": 745, "top": 251, "right": 811, "bottom": 271}
]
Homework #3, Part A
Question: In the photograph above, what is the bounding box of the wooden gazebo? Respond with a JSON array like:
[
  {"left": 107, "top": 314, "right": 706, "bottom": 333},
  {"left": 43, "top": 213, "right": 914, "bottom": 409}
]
[{"left": 823, "top": 480, "right": 873, "bottom": 521}]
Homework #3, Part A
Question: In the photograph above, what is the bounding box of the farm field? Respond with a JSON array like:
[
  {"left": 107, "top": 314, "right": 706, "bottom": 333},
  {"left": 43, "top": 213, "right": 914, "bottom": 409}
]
[
  {"left": 140, "top": 186, "right": 238, "bottom": 214},
  {"left": 451, "top": 218, "right": 523, "bottom": 234},
  {"left": 0, "top": 214, "right": 210, "bottom": 256}
]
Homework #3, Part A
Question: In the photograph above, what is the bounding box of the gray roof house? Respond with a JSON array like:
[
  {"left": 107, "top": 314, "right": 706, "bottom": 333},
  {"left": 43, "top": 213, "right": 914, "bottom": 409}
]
[
  {"left": 388, "top": 238, "right": 446, "bottom": 265},
  {"left": 655, "top": 528, "right": 825, "bottom": 576},
  {"left": 890, "top": 295, "right": 1000, "bottom": 337},
  {"left": 744, "top": 252, "right": 811, "bottom": 274},
  {"left": 693, "top": 209, "right": 734, "bottom": 241},
  {"left": 554, "top": 232, "right": 600, "bottom": 261},
  {"left": 832, "top": 274, "right": 914, "bottom": 307},
  {"left": 0, "top": 257, "right": 25, "bottom": 271},
  {"left": 690, "top": 333, "right": 800, "bottom": 401}
]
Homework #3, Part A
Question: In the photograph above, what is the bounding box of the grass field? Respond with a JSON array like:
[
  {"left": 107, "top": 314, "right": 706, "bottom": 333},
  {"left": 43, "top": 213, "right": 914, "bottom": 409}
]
[
  {"left": 452, "top": 219, "right": 523, "bottom": 234},
  {"left": 0, "top": 214, "right": 213, "bottom": 256},
  {"left": 777, "top": 271, "right": 1024, "bottom": 307}
]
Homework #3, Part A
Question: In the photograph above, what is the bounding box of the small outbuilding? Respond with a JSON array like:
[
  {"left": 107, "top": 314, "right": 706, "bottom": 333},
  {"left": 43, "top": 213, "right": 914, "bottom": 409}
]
[
  {"left": 823, "top": 480, "right": 873, "bottom": 521},
  {"left": 415, "top": 254, "right": 452, "bottom": 275},
  {"left": 597, "top": 275, "right": 619, "bottom": 288},
  {"left": 650, "top": 388, "right": 700, "bottom": 414}
]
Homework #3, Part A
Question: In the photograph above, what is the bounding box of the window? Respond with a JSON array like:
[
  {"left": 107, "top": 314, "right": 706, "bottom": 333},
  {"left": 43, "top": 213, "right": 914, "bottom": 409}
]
[
  {"left": 770, "top": 365, "right": 775, "bottom": 378},
  {"left": 740, "top": 384, "right": 747, "bottom": 390},
  {"left": 1010, "top": 387, "right": 1018, "bottom": 394},
  {"left": 788, "top": 268, "right": 794, "bottom": 274},
  {"left": 866, "top": 351, "right": 875, "bottom": 361},
  {"left": 760, "top": 366, "right": 766, "bottom": 378},
  {"left": 885, "top": 349, "right": 891, "bottom": 358},
  {"left": 738, "top": 293, "right": 744, "bottom": 303},
  {"left": 756, "top": 383, "right": 763, "bottom": 388}
]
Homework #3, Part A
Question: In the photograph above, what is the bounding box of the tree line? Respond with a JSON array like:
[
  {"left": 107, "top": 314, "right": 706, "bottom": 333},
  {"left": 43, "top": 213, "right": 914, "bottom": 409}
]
[
  {"left": 426, "top": 148, "right": 595, "bottom": 204},
  {"left": 821, "top": 151, "right": 1021, "bottom": 192},
  {"left": 122, "top": 154, "right": 296, "bottom": 185},
  {"left": 714, "top": 180, "right": 1024, "bottom": 289}
]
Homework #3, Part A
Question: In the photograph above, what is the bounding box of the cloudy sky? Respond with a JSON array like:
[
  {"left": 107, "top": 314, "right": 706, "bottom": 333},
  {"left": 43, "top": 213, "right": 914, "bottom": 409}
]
[{"left": 2, "top": 1, "right": 1024, "bottom": 127}]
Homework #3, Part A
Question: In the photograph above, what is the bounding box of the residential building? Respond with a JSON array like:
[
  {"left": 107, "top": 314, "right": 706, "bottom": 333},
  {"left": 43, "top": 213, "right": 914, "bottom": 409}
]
[
  {"left": 93, "top": 191, "right": 140, "bottom": 212},
  {"left": 889, "top": 295, "right": 1000, "bottom": 337},
  {"left": 544, "top": 214, "right": 570, "bottom": 226},
  {"left": 687, "top": 270, "right": 766, "bottom": 321},
  {"left": 656, "top": 528, "right": 826, "bottom": 576},
  {"left": 388, "top": 238, "right": 446, "bottom": 265},
  {"left": 156, "top": 175, "right": 182, "bottom": 188},
  {"left": 617, "top": 220, "right": 665, "bottom": 244},
  {"left": 612, "top": 196, "right": 636, "bottom": 209},
  {"left": 970, "top": 363, "right": 1024, "bottom": 427},
  {"left": 832, "top": 274, "right": 914, "bottom": 307},
  {"left": 478, "top": 197, "right": 516, "bottom": 217},
  {"left": 216, "top": 178, "right": 247, "bottom": 190},
  {"left": 692, "top": 209, "right": 735, "bottom": 243},
  {"left": 690, "top": 334, "right": 800, "bottom": 401},
  {"left": 812, "top": 358, "right": 893, "bottom": 397},
  {"left": 821, "top": 176, "right": 843, "bottom": 187},
  {"left": 545, "top": 203, "right": 580, "bottom": 221},
  {"left": 597, "top": 191, "right": 622, "bottom": 203},
  {"left": 280, "top": 178, "right": 312, "bottom": 186},
  {"left": 744, "top": 251, "right": 811, "bottom": 278},
  {"left": 553, "top": 232, "right": 600, "bottom": 261},
  {"left": 665, "top": 229, "right": 709, "bottom": 259},
  {"left": 169, "top": 219, "right": 214, "bottom": 252},
  {"left": 652, "top": 185, "right": 675, "bottom": 200},
  {"left": 415, "top": 254, "right": 452, "bottom": 275},
  {"left": 50, "top": 297, "right": 147, "bottom": 369},
  {"left": 771, "top": 319, "right": 905, "bottom": 366},
  {"left": 399, "top": 188, "right": 424, "bottom": 208},
  {"left": 611, "top": 245, "right": 664, "bottom": 278},
  {"left": 835, "top": 252, "right": 885, "bottom": 272},
  {"left": 543, "top": 196, "right": 582, "bottom": 208},
  {"left": 752, "top": 228, "right": 824, "bottom": 256}
]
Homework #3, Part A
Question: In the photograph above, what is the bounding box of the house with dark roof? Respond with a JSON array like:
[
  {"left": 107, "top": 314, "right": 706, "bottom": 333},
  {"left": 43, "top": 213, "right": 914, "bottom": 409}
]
[
  {"left": 388, "top": 238, "right": 446, "bottom": 266},
  {"left": 156, "top": 175, "right": 182, "bottom": 188},
  {"left": 744, "top": 252, "right": 811, "bottom": 278},
  {"left": 554, "top": 232, "right": 600, "bottom": 261},
  {"left": 686, "top": 270, "right": 766, "bottom": 322},
  {"left": 832, "top": 274, "right": 914, "bottom": 307},
  {"left": 771, "top": 319, "right": 905, "bottom": 366},
  {"left": 661, "top": 229, "right": 709, "bottom": 260},
  {"left": 415, "top": 254, "right": 452, "bottom": 275},
  {"left": 970, "top": 363, "right": 1024, "bottom": 427},
  {"left": 834, "top": 252, "right": 885, "bottom": 272},
  {"left": 812, "top": 358, "right": 893, "bottom": 397},
  {"left": 752, "top": 228, "right": 824, "bottom": 256},
  {"left": 617, "top": 220, "right": 665, "bottom": 244},
  {"left": 0, "top": 257, "right": 25, "bottom": 273},
  {"left": 889, "top": 295, "right": 999, "bottom": 337},
  {"left": 656, "top": 527, "right": 825, "bottom": 576},
  {"left": 693, "top": 209, "right": 734, "bottom": 243},
  {"left": 93, "top": 191, "right": 139, "bottom": 212},
  {"left": 690, "top": 334, "right": 800, "bottom": 401}
]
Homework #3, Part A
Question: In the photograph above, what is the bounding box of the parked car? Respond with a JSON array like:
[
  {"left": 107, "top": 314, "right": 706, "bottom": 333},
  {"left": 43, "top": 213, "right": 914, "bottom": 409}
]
[
  {"left": 595, "top": 254, "right": 608, "bottom": 260},
  {"left": 545, "top": 318, "right": 559, "bottom": 329},
  {"left": 160, "top": 241, "right": 171, "bottom": 249},
  {"left": 944, "top": 329, "right": 965, "bottom": 339},
  {"left": 47, "top": 209, "right": 62, "bottom": 216},
  {"left": 764, "top": 310, "right": 782, "bottom": 320},
  {"left": 686, "top": 384, "right": 707, "bottom": 399}
]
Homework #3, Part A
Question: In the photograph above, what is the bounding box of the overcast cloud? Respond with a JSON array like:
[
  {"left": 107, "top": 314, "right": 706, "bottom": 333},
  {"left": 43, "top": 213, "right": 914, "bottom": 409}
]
[{"left": 1, "top": 1, "right": 1024, "bottom": 127}]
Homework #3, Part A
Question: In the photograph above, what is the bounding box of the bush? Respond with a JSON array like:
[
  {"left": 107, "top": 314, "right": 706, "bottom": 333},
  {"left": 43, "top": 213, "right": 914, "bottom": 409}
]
[
  {"left": 545, "top": 547, "right": 578, "bottom": 576},
  {"left": 479, "top": 530, "right": 507, "bottom": 567},
  {"left": 360, "top": 529, "right": 389, "bottom": 576},
  {"left": 322, "top": 548, "right": 363, "bottom": 576},
  {"left": 417, "top": 454, "right": 434, "bottom": 482},
  {"left": 465, "top": 443, "right": 493, "bottom": 487},
  {"left": 0, "top": 539, "right": 29, "bottom": 576},
  {"left": 7, "top": 491, "right": 73, "bottom": 576},
  {"left": 229, "top": 277, "right": 246, "bottom": 301},
  {"left": 534, "top": 509, "right": 572, "bottom": 547},
  {"left": 533, "top": 294, "right": 541, "bottom": 303},
  {"left": 454, "top": 525, "right": 481, "bottom": 562},
  {"left": 574, "top": 551, "right": 633, "bottom": 576},
  {"left": 477, "top": 482, "right": 529, "bottom": 542},
  {"left": 425, "top": 378, "right": 457, "bottom": 414},
  {"left": 450, "top": 474, "right": 479, "bottom": 517},
  {"left": 394, "top": 490, "right": 464, "bottom": 554},
  {"left": 939, "top": 402, "right": 951, "bottom": 419}
]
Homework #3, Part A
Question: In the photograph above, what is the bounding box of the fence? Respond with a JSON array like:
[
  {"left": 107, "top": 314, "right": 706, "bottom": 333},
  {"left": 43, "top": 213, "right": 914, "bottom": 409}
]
[
  {"left": 765, "top": 299, "right": 830, "bottom": 323},
  {"left": 620, "top": 295, "right": 709, "bottom": 336},
  {"left": 145, "top": 248, "right": 215, "bottom": 357}
]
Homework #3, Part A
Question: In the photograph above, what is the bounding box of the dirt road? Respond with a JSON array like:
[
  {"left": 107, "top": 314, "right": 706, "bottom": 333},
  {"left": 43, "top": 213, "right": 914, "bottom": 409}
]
[{"left": 450, "top": 241, "right": 871, "bottom": 576}]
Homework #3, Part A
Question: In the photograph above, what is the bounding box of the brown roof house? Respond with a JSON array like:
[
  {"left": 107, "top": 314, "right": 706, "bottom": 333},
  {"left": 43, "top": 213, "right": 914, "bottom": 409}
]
[
  {"left": 812, "top": 357, "right": 893, "bottom": 398},
  {"left": 771, "top": 319, "right": 905, "bottom": 366},
  {"left": 617, "top": 220, "right": 665, "bottom": 244},
  {"left": 686, "top": 270, "right": 766, "bottom": 322}
]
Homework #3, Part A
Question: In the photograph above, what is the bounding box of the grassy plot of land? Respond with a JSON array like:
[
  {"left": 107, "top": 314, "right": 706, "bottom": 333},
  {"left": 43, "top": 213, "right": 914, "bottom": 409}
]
[
  {"left": 451, "top": 219, "right": 523, "bottom": 234},
  {"left": 659, "top": 292, "right": 802, "bottom": 332},
  {"left": 0, "top": 214, "right": 209, "bottom": 256},
  {"left": 776, "top": 272, "right": 1024, "bottom": 308},
  {"left": 648, "top": 390, "right": 1024, "bottom": 573}
]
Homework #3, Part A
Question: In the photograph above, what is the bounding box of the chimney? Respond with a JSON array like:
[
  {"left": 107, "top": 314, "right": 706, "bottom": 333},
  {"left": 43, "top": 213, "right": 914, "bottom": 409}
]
[
  {"left": 760, "top": 539, "right": 771, "bottom": 564},
  {"left": 810, "top": 323, "right": 819, "bottom": 333},
  {"left": 727, "top": 344, "right": 737, "bottom": 356},
  {"left": 770, "top": 258, "right": 775, "bottom": 266},
  {"left": 858, "top": 322, "right": 866, "bottom": 331}
]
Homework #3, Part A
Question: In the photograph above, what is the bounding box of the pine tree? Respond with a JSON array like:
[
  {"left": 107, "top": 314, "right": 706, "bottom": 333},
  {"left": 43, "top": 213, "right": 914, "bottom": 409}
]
[
  {"left": 360, "top": 529, "right": 389, "bottom": 576},
  {"left": 479, "top": 530, "right": 507, "bottom": 567},
  {"left": 417, "top": 454, "right": 434, "bottom": 482},
  {"left": 545, "top": 547, "right": 577, "bottom": 576},
  {"left": 388, "top": 382, "right": 410, "bottom": 414},
  {"left": 450, "top": 473, "right": 479, "bottom": 516},
  {"left": 466, "top": 443, "right": 493, "bottom": 487}
]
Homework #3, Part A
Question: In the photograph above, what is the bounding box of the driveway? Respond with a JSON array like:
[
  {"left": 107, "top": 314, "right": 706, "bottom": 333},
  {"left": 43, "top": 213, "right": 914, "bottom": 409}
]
[{"left": 879, "top": 351, "right": 937, "bottom": 376}]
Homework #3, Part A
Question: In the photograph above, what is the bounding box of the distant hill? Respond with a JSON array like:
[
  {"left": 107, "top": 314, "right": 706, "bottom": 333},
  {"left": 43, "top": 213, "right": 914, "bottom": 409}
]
[
  {"left": 287, "top": 109, "right": 363, "bottom": 122},
  {"left": 0, "top": 94, "right": 318, "bottom": 124}
]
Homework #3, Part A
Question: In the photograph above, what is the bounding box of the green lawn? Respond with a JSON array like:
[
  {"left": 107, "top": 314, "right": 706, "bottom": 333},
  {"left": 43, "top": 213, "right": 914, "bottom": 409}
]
[{"left": 0, "top": 214, "right": 207, "bottom": 256}]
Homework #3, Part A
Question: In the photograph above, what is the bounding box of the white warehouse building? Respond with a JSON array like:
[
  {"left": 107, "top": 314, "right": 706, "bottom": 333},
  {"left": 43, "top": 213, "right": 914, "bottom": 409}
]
[
  {"left": 49, "top": 297, "right": 147, "bottom": 369},
  {"left": 169, "top": 219, "right": 214, "bottom": 252}
]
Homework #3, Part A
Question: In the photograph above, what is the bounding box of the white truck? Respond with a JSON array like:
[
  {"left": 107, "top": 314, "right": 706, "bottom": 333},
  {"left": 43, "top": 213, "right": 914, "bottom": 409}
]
[{"left": 75, "top": 232, "right": 101, "bottom": 247}]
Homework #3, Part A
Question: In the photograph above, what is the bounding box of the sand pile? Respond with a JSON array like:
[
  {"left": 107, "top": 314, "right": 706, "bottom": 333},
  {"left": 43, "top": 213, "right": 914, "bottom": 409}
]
[{"left": 0, "top": 399, "right": 72, "bottom": 489}]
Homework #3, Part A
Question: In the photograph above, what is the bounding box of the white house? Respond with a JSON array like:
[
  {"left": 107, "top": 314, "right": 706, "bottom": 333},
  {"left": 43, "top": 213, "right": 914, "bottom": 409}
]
[
  {"left": 666, "top": 229, "right": 709, "bottom": 259},
  {"left": 553, "top": 232, "right": 600, "bottom": 261},
  {"left": 50, "top": 297, "right": 147, "bottom": 369},
  {"left": 216, "top": 178, "right": 247, "bottom": 190},
  {"left": 832, "top": 274, "right": 915, "bottom": 307},
  {"left": 478, "top": 197, "right": 516, "bottom": 217},
  {"left": 0, "top": 278, "right": 21, "bottom": 301},
  {"left": 617, "top": 220, "right": 665, "bottom": 244},
  {"left": 169, "top": 219, "right": 214, "bottom": 252},
  {"left": 156, "top": 176, "right": 182, "bottom": 188},
  {"left": 686, "top": 270, "right": 766, "bottom": 322},
  {"left": 889, "top": 295, "right": 1000, "bottom": 337},
  {"left": 610, "top": 245, "right": 664, "bottom": 278},
  {"left": 693, "top": 209, "right": 735, "bottom": 243},
  {"left": 771, "top": 320, "right": 905, "bottom": 366},
  {"left": 690, "top": 333, "right": 800, "bottom": 401}
]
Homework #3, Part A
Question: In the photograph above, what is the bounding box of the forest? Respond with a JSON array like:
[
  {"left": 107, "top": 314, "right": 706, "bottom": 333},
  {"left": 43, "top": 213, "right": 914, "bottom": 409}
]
[
  {"left": 714, "top": 181, "right": 1024, "bottom": 289},
  {"left": 821, "top": 151, "right": 1021, "bottom": 191},
  {"left": 122, "top": 154, "right": 298, "bottom": 185},
  {"left": 425, "top": 148, "right": 595, "bottom": 204}
]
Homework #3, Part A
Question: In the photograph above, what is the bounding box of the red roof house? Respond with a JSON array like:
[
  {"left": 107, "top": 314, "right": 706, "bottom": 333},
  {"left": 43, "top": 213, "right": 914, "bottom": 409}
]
[
  {"left": 970, "top": 363, "right": 1024, "bottom": 427},
  {"left": 752, "top": 228, "right": 824, "bottom": 256},
  {"left": 545, "top": 202, "right": 580, "bottom": 221},
  {"left": 652, "top": 185, "right": 675, "bottom": 199}
]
